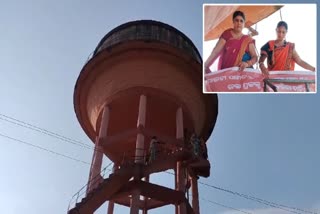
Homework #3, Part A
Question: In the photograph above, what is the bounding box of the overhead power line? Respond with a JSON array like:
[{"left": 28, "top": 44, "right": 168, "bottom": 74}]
[
  {"left": 1, "top": 129, "right": 250, "bottom": 214},
  {"left": 0, "top": 132, "right": 90, "bottom": 165},
  {"left": 0, "top": 113, "right": 317, "bottom": 214},
  {"left": 164, "top": 171, "right": 317, "bottom": 214},
  {"left": 0, "top": 113, "right": 104, "bottom": 153},
  {"left": 198, "top": 182, "right": 318, "bottom": 214},
  {"left": 0, "top": 113, "right": 91, "bottom": 146},
  {"left": 199, "top": 197, "right": 253, "bottom": 214}
]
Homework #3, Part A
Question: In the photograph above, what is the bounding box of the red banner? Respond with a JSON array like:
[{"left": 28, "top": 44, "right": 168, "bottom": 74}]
[
  {"left": 205, "top": 67, "right": 264, "bottom": 92},
  {"left": 205, "top": 68, "right": 316, "bottom": 93}
]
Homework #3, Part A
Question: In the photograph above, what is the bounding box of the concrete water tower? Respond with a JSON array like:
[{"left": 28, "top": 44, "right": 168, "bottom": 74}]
[{"left": 68, "top": 20, "right": 218, "bottom": 214}]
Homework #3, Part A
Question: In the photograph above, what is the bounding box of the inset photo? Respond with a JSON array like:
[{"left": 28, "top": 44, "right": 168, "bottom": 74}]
[{"left": 203, "top": 4, "right": 316, "bottom": 93}]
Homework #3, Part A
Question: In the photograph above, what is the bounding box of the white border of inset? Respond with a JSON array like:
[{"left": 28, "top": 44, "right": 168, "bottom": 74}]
[{"left": 202, "top": 3, "right": 317, "bottom": 94}]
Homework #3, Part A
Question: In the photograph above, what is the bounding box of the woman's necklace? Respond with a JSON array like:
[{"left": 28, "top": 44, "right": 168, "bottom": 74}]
[
  {"left": 232, "top": 30, "right": 243, "bottom": 39},
  {"left": 275, "top": 40, "right": 285, "bottom": 47}
]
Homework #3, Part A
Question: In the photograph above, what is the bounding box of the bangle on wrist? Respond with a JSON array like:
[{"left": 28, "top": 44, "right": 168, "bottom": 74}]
[{"left": 259, "top": 62, "right": 265, "bottom": 67}]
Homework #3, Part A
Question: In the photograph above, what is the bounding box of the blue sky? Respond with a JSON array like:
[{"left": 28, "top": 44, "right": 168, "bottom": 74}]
[{"left": 0, "top": 1, "right": 319, "bottom": 214}]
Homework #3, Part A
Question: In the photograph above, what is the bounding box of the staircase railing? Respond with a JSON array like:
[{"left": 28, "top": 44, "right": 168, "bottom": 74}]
[
  {"left": 67, "top": 137, "right": 205, "bottom": 212},
  {"left": 67, "top": 162, "right": 113, "bottom": 211}
]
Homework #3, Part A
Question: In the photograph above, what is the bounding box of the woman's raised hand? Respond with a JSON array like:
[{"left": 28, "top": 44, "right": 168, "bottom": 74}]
[
  {"left": 238, "top": 61, "right": 249, "bottom": 71},
  {"left": 261, "top": 67, "right": 269, "bottom": 76},
  {"left": 245, "top": 21, "right": 253, "bottom": 28}
]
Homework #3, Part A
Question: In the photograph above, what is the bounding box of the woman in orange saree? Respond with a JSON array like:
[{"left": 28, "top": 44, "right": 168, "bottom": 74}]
[
  {"left": 204, "top": 11, "right": 258, "bottom": 73},
  {"left": 259, "top": 21, "right": 315, "bottom": 74}
]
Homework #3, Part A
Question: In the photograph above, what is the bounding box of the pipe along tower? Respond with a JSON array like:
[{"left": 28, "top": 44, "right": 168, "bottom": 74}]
[{"left": 68, "top": 20, "right": 218, "bottom": 214}]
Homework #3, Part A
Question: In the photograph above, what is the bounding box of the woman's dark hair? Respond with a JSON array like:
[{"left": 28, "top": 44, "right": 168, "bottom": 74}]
[
  {"left": 233, "top": 11, "right": 245, "bottom": 21},
  {"left": 277, "top": 21, "right": 288, "bottom": 30}
]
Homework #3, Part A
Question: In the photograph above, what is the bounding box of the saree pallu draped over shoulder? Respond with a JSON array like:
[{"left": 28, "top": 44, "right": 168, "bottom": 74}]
[
  {"left": 218, "top": 29, "right": 254, "bottom": 70},
  {"left": 261, "top": 40, "right": 295, "bottom": 71}
]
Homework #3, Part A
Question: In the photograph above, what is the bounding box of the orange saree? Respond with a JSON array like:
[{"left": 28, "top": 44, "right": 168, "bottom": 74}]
[{"left": 261, "top": 40, "right": 295, "bottom": 71}]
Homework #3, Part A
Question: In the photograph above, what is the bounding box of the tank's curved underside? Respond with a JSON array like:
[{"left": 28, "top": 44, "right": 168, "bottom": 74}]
[{"left": 74, "top": 20, "right": 218, "bottom": 147}]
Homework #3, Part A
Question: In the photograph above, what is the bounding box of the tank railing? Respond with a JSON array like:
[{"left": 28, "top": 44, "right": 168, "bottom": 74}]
[
  {"left": 94, "top": 32, "right": 201, "bottom": 63},
  {"left": 120, "top": 148, "right": 147, "bottom": 166},
  {"left": 120, "top": 135, "right": 210, "bottom": 166},
  {"left": 120, "top": 148, "right": 154, "bottom": 166},
  {"left": 119, "top": 143, "right": 184, "bottom": 166},
  {"left": 264, "top": 78, "right": 315, "bottom": 92},
  {"left": 83, "top": 24, "right": 201, "bottom": 67},
  {"left": 67, "top": 162, "right": 113, "bottom": 212}
]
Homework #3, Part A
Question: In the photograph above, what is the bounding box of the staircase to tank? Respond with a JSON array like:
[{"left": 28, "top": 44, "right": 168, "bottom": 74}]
[
  {"left": 67, "top": 147, "right": 207, "bottom": 214},
  {"left": 68, "top": 166, "right": 133, "bottom": 214}
]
